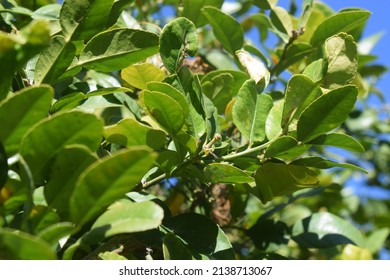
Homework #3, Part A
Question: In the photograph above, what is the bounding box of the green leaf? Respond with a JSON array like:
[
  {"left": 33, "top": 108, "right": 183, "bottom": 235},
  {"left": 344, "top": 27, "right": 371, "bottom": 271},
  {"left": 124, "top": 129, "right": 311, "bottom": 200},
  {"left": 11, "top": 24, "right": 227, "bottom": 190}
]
[
  {"left": 99, "top": 251, "right": 128, "bottom": 260},
  {"left": 233, "top": 80, "right": 273, "bottom": 145},
  {"left": 265, "top": 100, "right": 283, "bottom": 140},
  {"left": 163, "top": 233, "right": 194, "bottom": 260},
  {"left": 204, "top": 163, "right": 254, "bottom": 184},
  {"left": 309, "top": 133, "right": 365, "bottom": 153},
  {"left": 297, "top": 85, "right": 358, "bottom": 142},
  {"left": 70, "top": 147, "right": 157, "bottom": 226},
  {"left": 34, "top": 35, "right": 76, "bottom": 84},
  {"left": 74, "top": 28, "right": 159, "bottom": 72},
  {"left": 182, "top": 0, "right": 223, "bottom": 27},
  {"left": 265, "top": 136, "right": 298, "bottom": 158},
  {"left": 60, "top": 0, "right": 114, "bottom": 41},
  {"left": 164, "top": 213, "right": 235, "bottom": 259},
  {"left": 20, "top": 111, "right": 103, "bottom": 181},
  {"left": 291, "top": 156, "right": 367, "bottom": 173},
  {"left": 201, "top": 6, "right": 244, "bottom": 55},
  {"left": 282, "top": 74, "right": 321, "bottom": 128},
  {"left": 323, "top": 33, "right": 358, "bottom": 89},
  {"left": 104, "top": 118, "right": 166, "bottom": 150},
  {"left": 270, "top": 6, "right": 292, "bottom": 43},
  {"left": 272, "top": 42, "right": 314, "bottom": 75},
  {"left": 310, "top": 10, "right": 371, "bottom": 47},
  {"left": 365, "top": 228, "right": 390, "bottom": 254},
  {"left": 292, "top": 212, "right": 365, "bottom": 248},
  {"left": 147, "top": 82, "right": 190, "bottom": 118},
  {"left": 0, "top": 20, "right": 50, "bottom": 101},
  {"left": 201, "top": 70, "right": 248, "bottom": 113},
  {"left": 106, "top": 0, "right": 135, "bottom": 28},
  {"left": 0, "top": 85, "right": 54, "bottom": 155},
  {"left": 302, "top": 58, "right": 327, "bottom": 83},
  {"left": 141, "top": 90, "right": 185, "bottom": 136},
  {"left": 121, "top": 63, "right": 166, "bottom": 90},
  {"left": 0, "top": 142, "right": 8, "bottom": 189},
  {"left": 45, "top": 146, "right": 97, "bottom": 217},
  {"left": 0, "top": 228, "right": 56, "bottom": 260},
  {"left": 90, "top": 200, "right": 164, "bottom": 237},
  {"left": 37, "top": 222, "right": 74, "bottom": 249},
  {"left": 254, "top": 162, "right": 319, "bottom": 204},
  {"left": 159, "top": 17, "right": 198, "bottom": 73}
]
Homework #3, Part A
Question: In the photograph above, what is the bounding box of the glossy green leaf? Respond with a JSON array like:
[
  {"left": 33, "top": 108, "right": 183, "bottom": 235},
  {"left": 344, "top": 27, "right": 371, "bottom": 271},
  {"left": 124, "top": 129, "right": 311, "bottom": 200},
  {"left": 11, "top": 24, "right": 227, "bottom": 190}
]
[
  {"left": 270, "top": 6, "right": 292, "bottom": 43},
  {"left": 163, "top": 233, "right": 194, "bottom": 260},
  {"left": 147, "top": 82, "right": 190, "bottom": 118},
  {"left": 34, "top": 35, "right": 76, "bottom": 84},
  {"left": 204, "top": 163, "right": 254, "bottom": 184},
  {"left": 45, "top": 146, "right": 97, "bottom": 217},
  {"left": 201, "top": 70, "right": 248, "bottom": 113},
  {"left": 0, "top": 85, "right": 54, "bottom": 155},
  {"left": 37, "top": 222, "right": 74, "bottom": 248},
  {"left": 323, "top": 33, "right": 358, "bottom": 89},
  {"left": 282, "top": 74, "right": 321, "bottom": 128},
  {"left": 74, "top": 28, "right": 159, "bottom": 72},
  {"left": 309, "top": 133, "right": 365, "bottom": 153},
  {"left": 182, "top": 0, "right": 223, "bottom": 27},
  {"left": 60, "top": 0, "right": 114, "bottom": 41},
  {"left": 201, "top": 6, "right": 244, "bottom": 55},
  {"left": 233, "top": 80, "right": 273, "bottom": 145},
  {"left": 0, "top": 228, "right": 56, "bottom": 260},
  {"left": 90, "top": 200, "right": 164, "bottom": 237},
  {"left": 310, "top": 10, "right": 371, "bottom": 47},
  {"left": 70, "top": 147, "right": 157, "bottom": 226},
  {"left": 121, "top": 63, "right": 165, "bottom": 90},
  {"left": 141, "top": 90, "right": 185, "bottom": 136},
  {"left": 20, "top": 111, "right": 103, "bottom": 180},
  {"left": 106, "top": 0, "right": 135, "bottom": 27},
  {"left": 292, "top": 212, "right": 365, "bottom": 248},
  {"left": 104, "top": 118, "right": 166, "bottom": 150},
  {"left": 0, "top": 20, "right": 50, "bottom": 101},
  {"left": 297, "top": 85, "right": 358, "bottom": 142},
  {"left": 254, "top": 162, "right": 319, "bottom": 203},
  {"left": 159, "top": 17, "right": 198, "bottom": 73},
  {"left": 291, "top": 156, "right": 367, "bottom": 173},
  {"left": 164, "top": 213, "right": 235, "bottom": 259}
]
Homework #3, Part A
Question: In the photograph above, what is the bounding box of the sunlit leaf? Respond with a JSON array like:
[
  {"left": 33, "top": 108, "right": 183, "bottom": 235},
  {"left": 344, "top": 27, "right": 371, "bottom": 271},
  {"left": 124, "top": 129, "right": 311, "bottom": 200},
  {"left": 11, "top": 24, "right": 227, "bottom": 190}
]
[{"left": 204, "top": 163, "right": 254, "bottom": 184}]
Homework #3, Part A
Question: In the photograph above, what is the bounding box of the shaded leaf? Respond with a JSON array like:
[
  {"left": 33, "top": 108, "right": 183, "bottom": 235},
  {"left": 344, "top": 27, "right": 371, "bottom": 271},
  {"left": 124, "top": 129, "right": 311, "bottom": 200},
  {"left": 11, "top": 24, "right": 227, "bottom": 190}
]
[
  {"left": 106, "top": 0, "right": 135, "bottom": 28},
  {"left": 292, "top": 212, "right": 365, "bottom": 248},
  {"left": 201, "top": 6, "right": 244, "bottom": 55},
  {"left": 104, "top": 118, "right": 166, "bottom": 150},
  {"left": 74, "top": 28, "right": 159, "bottom": 72},
  {"left": 20, "top": 111, "right": 103, "bottom": 181},
  {"left": 233, "top": 80, "right": 273, "bottom": 145},
  {"left": 302, "top": 58, "right": 327, "bottom": 82},
  {"left": 291, "top": 156, "right": 367, "bottom": 173},
  {"left": 0, "top": 228, "right": 56, "bottom": 260},
  {"left": 163, "top": 233, "right": 194, "bottom": 260},
  {"left": 272, "top": 42, "right": 314, "bottom": 75},
  {"left": 37, "top": 222, "right": 74, "bottom": 248},
  {"left": 0, "top": 85, "right": 54, "bottom": 155},
  {"left": 270, "top": 6, "right": 292, "bottom": 43},
  {"left": 265, "top": 136, "right": 298, "bottom": 158},
  {"left": 60, "top": 0, "right": 114, "bottom": 41},
  {"left": 159, "top": 17, "right": 198, "bottom": 73},
  {"left": 70, "top": 147, "right": 157, "bottom": 226},
  {"left": 34, "top": 35, "right": 76, "bottom": 84},
  {"left": 297, "top": 85, "right": 358, "bottom": 142},
  {"left": 204, "top": 163, "right": 254, "bottom": 184},
  {"left": 182, "top": 0, "right": 223, "bottom": 27},
  {"left": 0, "top": 143, "right": 7, "bottom": 189},
  {"left": 254, "top": 162, "right": 319, "bottom": 204},
  {"left": 265, "top": 100, "right": 283, "bottom": 140},
  {"left": 140, "top": 90, "right": 184, "bottom": 135}
]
